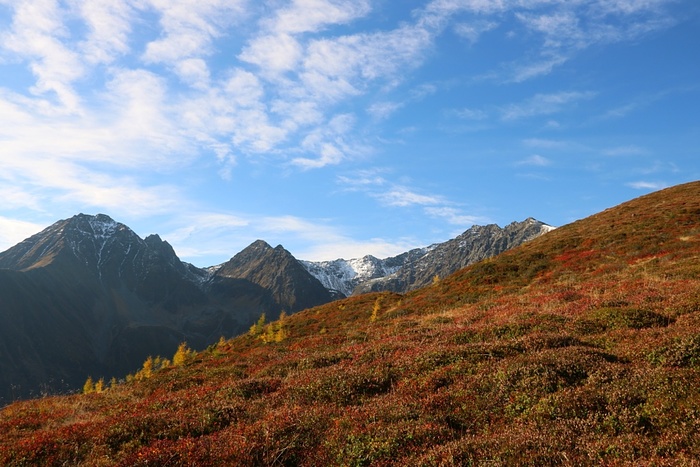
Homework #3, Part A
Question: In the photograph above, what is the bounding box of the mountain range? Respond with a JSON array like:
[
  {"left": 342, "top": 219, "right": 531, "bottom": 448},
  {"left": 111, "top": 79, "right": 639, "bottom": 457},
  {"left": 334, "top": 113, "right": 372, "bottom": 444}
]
[
  {"left": 301, "top": 217, "right": 554, "bottom": 296},
  {"left": 0, "top": 213, "right": 549, "bottom": 403},
  {"left": 2, "top": 181, "right": 699, "bottom": 465}
]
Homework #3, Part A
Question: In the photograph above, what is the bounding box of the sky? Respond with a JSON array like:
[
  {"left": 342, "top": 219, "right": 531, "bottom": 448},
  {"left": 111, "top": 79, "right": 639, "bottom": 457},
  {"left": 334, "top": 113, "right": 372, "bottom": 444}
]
[{"left": 0, "top": 0, "right": 698, "bottom": 267}]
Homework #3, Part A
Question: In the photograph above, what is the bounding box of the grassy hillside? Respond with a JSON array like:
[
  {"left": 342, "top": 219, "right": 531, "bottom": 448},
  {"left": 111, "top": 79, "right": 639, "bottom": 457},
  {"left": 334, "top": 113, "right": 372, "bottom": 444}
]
[{"left": 2, "top": 181, "right": 700, "bottom": 466}]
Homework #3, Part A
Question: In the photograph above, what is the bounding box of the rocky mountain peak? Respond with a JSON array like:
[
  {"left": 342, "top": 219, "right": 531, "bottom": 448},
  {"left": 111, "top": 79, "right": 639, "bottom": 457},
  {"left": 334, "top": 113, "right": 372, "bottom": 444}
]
[
  {"left": 0, "top": 213, "right": 137, "bottom": 272},
  {"left": 144, "top": 234, "right": 178, "bottom": 260},
  {"left": 215, "top": 239, "right": 334, "bottom": 313}
]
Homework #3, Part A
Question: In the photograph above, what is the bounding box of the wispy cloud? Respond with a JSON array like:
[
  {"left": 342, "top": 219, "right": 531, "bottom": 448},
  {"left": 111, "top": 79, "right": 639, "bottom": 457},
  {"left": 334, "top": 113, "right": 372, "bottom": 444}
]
[
  {"left": 368, "top": 101, "right": 404, "bottom": 120},
  {"left": 1, "top": 1, "right": 85, "bottom": 113},
  {"left": 265, "top": 0, "right": 372, "bottom": 36},
  {"left": 77, "top": 0, "right": 134, "bottom": 65},
  {"left": 292, "top": 114, "right": 360, "bottom": 169},
  {"left": 376, "top": 187, "right": 443, "bottom": 208},
  {"left": 337, "top": 170, "right": 482, "bottom": 228},
  {"left": 141, "top": 0, "right": 247, "bottom": 88},
  {"left": 627, "top": 181, "right": 668, "bottom": 190},
  {"left": 510, "top": 55, "right": 568, "bottom": 83},
  {"left": 424, "top": 207, "right": 485, "bottom": 226},
  {"left": 453, "top": 20, "right": 498, "bottom": 45},
  {"left": 501, "top": 91, "right": 596, "bottom": 121},
  {"left": 505, "top": 0, "right": 678, "bottom": 81},
  {"left": 603, "top": 146, "right": 648, "bottom": 157},
  {"left": 517, "top": 155, "right": 551, "bottom": 167},
  {"left": 336, "top": 169, "right": 388, "bottom": 190},
  {"left": 454, "top": 107, "right": 489, "bottom": 120}
]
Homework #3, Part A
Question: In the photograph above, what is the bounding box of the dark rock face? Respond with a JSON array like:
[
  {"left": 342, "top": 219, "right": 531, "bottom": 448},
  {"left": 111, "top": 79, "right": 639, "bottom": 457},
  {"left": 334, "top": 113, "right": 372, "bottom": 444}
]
[
  {"left": 213, "top": 240, "right": 334, "bottom": 314},
  {"left": 0, "top": 215, "right": 333, "bottom": 404}
]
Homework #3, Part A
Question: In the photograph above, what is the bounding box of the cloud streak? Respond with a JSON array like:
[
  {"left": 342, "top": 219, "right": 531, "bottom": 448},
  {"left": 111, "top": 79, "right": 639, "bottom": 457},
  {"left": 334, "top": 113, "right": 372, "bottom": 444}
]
[
  {"left": 337, "top": 170, "right": 484, "bottom": 227},
  {"left": 501, "top": 91, "right": 597, "bottom": 121}
]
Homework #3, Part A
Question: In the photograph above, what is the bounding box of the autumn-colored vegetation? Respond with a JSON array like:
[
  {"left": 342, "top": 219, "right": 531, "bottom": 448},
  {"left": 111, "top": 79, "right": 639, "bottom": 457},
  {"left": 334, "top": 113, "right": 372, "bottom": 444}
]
[{"left": 2, "top": 181, "right": 700, "bottom": 465}]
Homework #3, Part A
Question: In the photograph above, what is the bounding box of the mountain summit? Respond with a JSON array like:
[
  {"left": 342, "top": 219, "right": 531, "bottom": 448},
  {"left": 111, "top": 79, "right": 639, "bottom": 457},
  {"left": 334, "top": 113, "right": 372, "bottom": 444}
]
[
  {"left": 214, "top": 240, "right": 335, "bottom": 312},
  {"left": 0, "top": 213, "right": 133, "bottom": 272}
]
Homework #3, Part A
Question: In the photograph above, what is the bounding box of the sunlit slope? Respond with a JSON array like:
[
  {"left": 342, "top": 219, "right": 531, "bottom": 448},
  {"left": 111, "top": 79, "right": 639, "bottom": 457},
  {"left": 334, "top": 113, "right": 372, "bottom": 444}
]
[{"left": 1, "top": 181, "right": 700, "bottom": 466}]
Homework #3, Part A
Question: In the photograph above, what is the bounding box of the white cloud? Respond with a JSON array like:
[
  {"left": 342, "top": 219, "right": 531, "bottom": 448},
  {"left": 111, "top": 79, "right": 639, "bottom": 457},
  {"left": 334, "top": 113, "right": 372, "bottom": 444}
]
[
  {"left": 336, "top": 170, "right": 387, "bottom": 190},
  {"left": 376, "top": 187, "right": 443, "bottom": 207},
  {"left": 297, "top": 23, "right": 433, "bottom": 104},
  {"left": 0, "top": 0, "right": 688, "bottom": 266},
  {"left": 141, "top": 0, "right": 245, "bottom": 64},
  {"left": 627, "top": 181, "right": 667, "bottom": 190},
  {"left": 453, "top": 20, "right": 498, "bottom": 44},
  {"left": 422, "top": 0, "right": 505, "bottom": 19},
  {"left": 175, "top": 58, "right": 211, "bottom": 89},
  {"left": 267, "top": 0, "right": 372, "bottom": 35},
  {"left": 0, "top": 151, "right": 185, "bottom": 219},
  {"left": 337, "top": 170, "right": 481, "bottom": 230},
  {"left": 424, "top": 206, "right": 484, "bottom": 226},
  {"left": 271, "top": 99, "right": 324, "bottom": 130},
  {"left": 256, "top": 213, "right": 418, "bottom": 261},
  {"left": 1, "top": 0, "right": 84, "bottom": 112},
  {"left": 77, "top": 0, "right": 133, "bottom": 65},
  {"left": 367, "top": 101, "right": 404, "bottom": 120},
  {"left": 293, "top": 114, "right": 357, "bottom": 169},
  {"left": 509, "top": 55, "right": 568, "bottom": 82},
  {"left": 0, "top": 217, "right": 45, "bottom": 253},
  {"left": 516, "top": 11, "right": 581, "bottom": 49},
  {"left": 517, "top": 154, "right": 551, "bottom": 166},
  {"left": 410, "top": 83, "right": 438, "bottom": 100},
  {"left": 105, "top": 68, "right": 190, "bottom": 157},
  {"left": 239, "top": 34, "right": 303, "bottom": 74},
  {"left": 498, "top": 0, "right": 679, "bottom": 81},
  {"left": 164, "top": 212, "right": 251, "bottom": 260},
  {"left": 140, "top": 0, "right": 247, "bottom": 88}
]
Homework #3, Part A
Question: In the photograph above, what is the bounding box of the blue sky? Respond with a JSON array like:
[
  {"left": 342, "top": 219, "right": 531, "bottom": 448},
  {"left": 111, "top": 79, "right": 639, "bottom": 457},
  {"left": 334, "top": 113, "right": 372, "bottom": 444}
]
[{"left": 0, "top": 0, "right": 698, "bottom": 266}]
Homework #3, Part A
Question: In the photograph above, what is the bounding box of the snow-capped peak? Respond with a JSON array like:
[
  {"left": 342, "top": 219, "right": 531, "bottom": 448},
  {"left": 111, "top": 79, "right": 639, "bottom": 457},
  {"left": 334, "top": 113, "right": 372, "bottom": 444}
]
[{"left": 87, "top": 214, "right": 119, "bottom": 238}]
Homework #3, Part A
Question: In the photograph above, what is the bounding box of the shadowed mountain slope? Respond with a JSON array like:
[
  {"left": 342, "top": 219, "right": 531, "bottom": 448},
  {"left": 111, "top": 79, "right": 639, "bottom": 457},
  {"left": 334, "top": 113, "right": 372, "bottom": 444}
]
[
  {"left": 0, "top": 216, "right": 333, "bottom": 403},
  {"left": 2, "top": 181, "right": 700, "bottom": 465}
]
